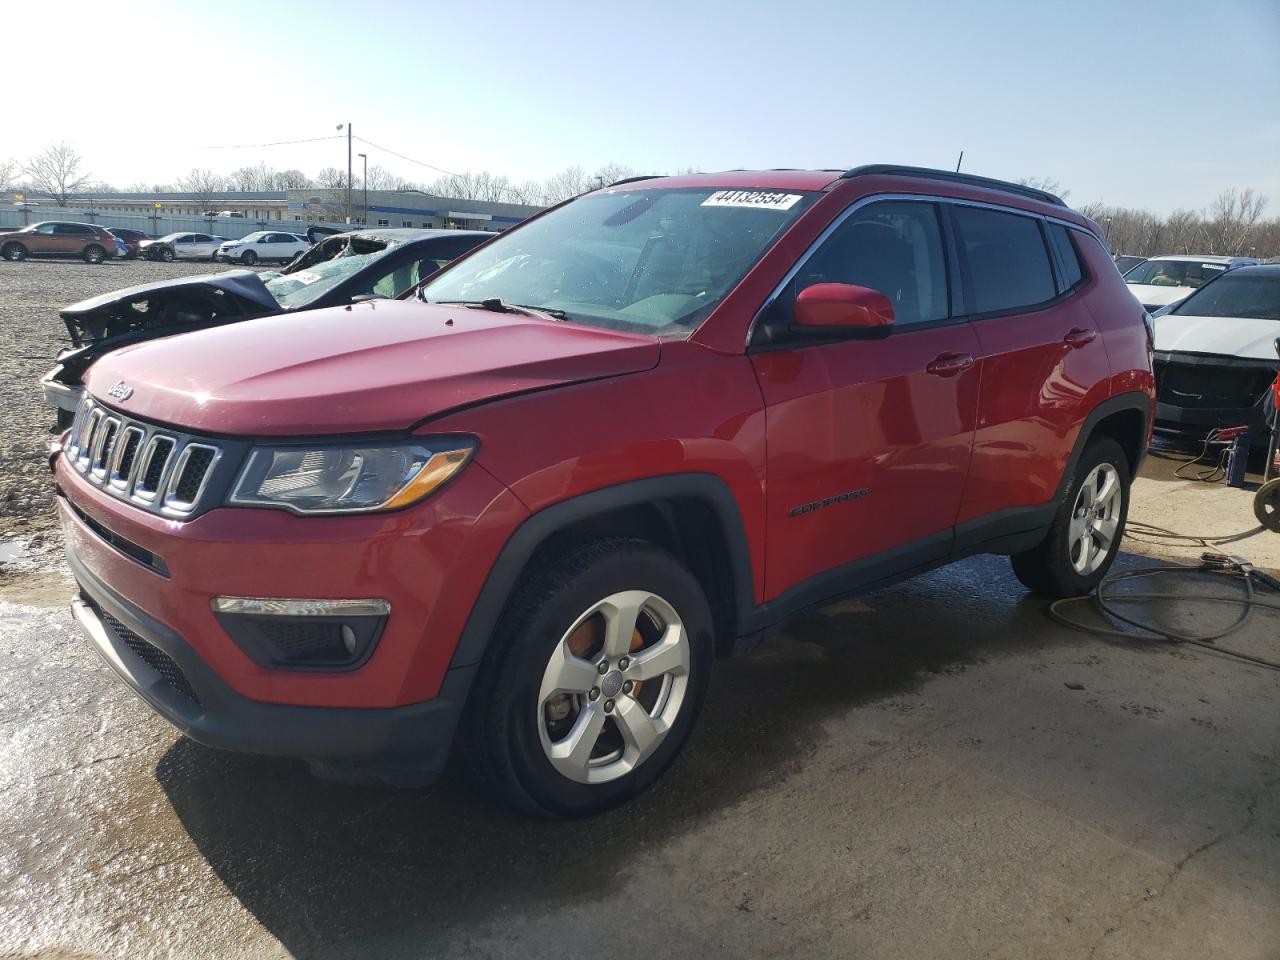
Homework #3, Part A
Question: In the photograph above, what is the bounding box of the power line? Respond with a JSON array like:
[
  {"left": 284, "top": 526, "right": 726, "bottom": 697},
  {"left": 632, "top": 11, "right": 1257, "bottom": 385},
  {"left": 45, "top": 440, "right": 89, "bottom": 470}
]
[
  {"left": 352, "top": 134, "right": 557, "bottom": 206},
  {"left": 201, "top": 135, "right": 346, "bottom": 150}
]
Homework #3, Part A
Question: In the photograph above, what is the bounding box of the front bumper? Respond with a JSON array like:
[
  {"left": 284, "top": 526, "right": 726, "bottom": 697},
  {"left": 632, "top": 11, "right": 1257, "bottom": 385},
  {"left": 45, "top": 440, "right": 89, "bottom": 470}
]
[
  {"left": 40, "top": 365, "right": 83, "bottom": 415},
  {"left": 68, "top": 547, "right": 473, "bottom": 773}
]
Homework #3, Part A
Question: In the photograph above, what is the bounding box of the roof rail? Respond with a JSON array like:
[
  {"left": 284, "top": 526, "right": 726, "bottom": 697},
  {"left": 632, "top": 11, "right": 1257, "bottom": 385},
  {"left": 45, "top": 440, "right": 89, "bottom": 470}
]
[
  {"left": 840, "top": 164, "right": 1067, "bottom": 207},
  {"left": 606, "top": 175, "right": 663, "bottom": 187}
]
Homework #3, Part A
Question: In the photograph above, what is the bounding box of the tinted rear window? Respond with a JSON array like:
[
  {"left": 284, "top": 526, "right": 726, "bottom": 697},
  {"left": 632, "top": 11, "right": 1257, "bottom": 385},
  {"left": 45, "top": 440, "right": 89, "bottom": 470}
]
[
  {"left": 1047, "top": 224, "right": 1084, "bottom": 290},
  {"left": 951, "top": 207, "right": 1056, "bottom": 314}
]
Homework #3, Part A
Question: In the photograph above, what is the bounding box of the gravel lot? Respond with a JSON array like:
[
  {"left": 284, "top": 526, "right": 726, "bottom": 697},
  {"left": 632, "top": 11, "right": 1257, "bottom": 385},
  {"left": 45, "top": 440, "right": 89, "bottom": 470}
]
[{"left": 0, "top": 258, "right": 265, "bottom": 541}]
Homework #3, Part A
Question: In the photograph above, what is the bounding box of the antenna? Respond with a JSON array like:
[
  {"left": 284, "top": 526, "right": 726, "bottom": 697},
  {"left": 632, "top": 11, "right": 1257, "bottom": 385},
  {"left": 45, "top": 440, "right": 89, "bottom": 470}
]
[{"left": 955, "top": 150, "right": 964, "bottom": 172}]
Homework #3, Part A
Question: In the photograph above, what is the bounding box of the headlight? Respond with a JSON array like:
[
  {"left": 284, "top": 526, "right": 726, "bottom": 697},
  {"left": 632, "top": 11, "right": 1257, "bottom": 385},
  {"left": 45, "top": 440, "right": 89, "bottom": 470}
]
[{"left": 228, "top": 439, "right": 475, "bottom": 514}]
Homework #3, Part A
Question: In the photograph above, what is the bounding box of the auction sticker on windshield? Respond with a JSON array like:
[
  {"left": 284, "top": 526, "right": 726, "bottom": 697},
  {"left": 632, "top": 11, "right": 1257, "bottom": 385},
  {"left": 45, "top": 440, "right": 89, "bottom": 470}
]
[
  {"left": 701, "top": 190, "right": 803, "bottom": 211},
  {"left": 291, "top": 271, "right": 322, "bottom": 285}
]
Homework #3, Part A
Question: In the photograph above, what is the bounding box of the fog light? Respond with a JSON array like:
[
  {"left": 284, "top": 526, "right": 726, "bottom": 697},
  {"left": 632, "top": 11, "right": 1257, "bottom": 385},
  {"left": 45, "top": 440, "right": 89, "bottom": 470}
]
[{"left": 211, "top": 596, "right": 389, "bottom": 671}]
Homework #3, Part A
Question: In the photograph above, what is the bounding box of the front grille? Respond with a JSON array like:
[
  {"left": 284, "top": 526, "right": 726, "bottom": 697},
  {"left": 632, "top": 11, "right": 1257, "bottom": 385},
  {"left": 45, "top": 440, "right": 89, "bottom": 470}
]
[
  {"left": 64, "top": 396, "right": 223, "bottom": 517},
  {"left": 1155, "top": 359, "right": 1276, "bottom": 411},
  {"left": 93, "top": 601, "right": 201, "bottom": 706}
]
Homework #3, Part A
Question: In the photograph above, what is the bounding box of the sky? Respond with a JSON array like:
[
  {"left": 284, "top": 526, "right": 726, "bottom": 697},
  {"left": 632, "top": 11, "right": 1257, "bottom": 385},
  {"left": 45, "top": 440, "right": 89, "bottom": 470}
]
[{"left": 6, "top": 0, "right": 1279, "bottom": 214}]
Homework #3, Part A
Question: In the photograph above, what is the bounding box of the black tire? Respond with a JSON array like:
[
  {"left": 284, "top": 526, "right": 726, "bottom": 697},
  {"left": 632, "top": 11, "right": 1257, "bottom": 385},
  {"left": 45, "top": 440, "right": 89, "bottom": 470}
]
[
  {"left": 2, "top": 242, "right": 27, "bottom": 262},
  {"left": 1254, "top": 478, "right": 1280, "bottom": 533},
  {"left": 160, "top": 246, "right": 174, "bottom": 262},
  {"left": 1011, "top": 436, "right": 1131, "bottom": 597},
  {"left": 241, "top": 249, "right": 258, "bottom": 266},
  {"left": 462, "top": 538, "right": 714, "bottom": 818},
  {"left": 82, "top": 244, "right": 106, "bottom": 264}
]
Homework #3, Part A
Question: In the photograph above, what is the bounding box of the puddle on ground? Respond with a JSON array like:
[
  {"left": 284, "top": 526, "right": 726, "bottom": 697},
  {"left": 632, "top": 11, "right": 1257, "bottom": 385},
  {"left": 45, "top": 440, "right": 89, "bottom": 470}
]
[{"left": 0, "top": 539, "right": 28, "bottom": 563}]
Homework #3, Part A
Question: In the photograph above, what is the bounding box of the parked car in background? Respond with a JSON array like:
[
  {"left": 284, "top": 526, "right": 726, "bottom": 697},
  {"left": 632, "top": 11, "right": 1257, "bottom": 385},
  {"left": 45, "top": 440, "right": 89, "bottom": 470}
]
[
  {"left": 1114, "top": 254, "right": 1146, "bottom": 275},
  {"left": 1152, "top": 263, "right": 1280, "bottom": 442},
  {"left": 0, "top": 222, "right": 119, "bottom": 263},
  {"left": 106, "top": 227, "right": 148, "bottom": 260},
  {"left": 216, "top": 231, "right": 310, "bottom": 265},
  {"left": 41, "top": 228, "right": 490, "bottom": 424},
  {"left": 1124, "top": 254, "right": 1260, "bottom": 313},
  {"left": 53, "top": 167, "right": 1154, "bottom": 817},
  {"left": 138, "top": 232, "right": 228, "bottom": 262}
]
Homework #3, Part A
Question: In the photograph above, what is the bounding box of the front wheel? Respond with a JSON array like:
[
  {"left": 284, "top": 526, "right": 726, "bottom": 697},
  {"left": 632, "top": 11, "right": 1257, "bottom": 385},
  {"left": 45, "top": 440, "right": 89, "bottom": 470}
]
[
  {"left": 241, "top": 249, "right": 258, "bottom": 266},
  {"left": 3, "top": 242, "right": 28, "bottom": 261},
  {"left": 463, "top": 538, "right": 714, "bottom": 818},
  {"left": 1011, "top": 436, "right": 1131, "bottom": 597},
  {"left": 160, "top": 246, "right": 174, "bottom": 262}
]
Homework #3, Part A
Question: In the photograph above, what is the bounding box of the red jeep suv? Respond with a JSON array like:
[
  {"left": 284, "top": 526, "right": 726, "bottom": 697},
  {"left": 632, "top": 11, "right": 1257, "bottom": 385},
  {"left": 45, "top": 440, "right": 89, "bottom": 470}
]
[{"left": 54, "top": 166, "right": 1155, "bottom": 817}]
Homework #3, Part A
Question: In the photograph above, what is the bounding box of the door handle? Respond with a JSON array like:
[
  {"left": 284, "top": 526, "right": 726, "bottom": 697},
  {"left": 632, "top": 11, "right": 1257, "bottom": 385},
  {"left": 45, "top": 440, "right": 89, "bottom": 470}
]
[
  {"left": 1063, "top": 327, "right": 1098, "bottom": 348},
  {"left": 926, "top": 353, "right": 975, "bottom": 377}
]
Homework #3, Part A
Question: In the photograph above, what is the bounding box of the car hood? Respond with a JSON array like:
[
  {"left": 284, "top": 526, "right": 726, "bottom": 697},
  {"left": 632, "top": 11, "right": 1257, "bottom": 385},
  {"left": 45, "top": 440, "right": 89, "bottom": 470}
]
[
  {"left": 1154, "top": 313, "right": 1280, "bottom": 361},
  {"left": 84, "top": 300, "right": 662, "bottom": 435},
  {"left": 61, "top": 270, "right": 280, "bottom": 320},
  {"left": 1126, "top": 283, "right": 1192, "bottom": 308}
]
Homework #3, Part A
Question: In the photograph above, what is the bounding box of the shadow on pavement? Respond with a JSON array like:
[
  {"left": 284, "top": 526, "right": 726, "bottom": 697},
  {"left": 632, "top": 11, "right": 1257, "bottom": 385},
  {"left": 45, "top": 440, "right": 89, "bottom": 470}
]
[{"left": 153, "top": 555, "right": 1079, "bottom": 958}]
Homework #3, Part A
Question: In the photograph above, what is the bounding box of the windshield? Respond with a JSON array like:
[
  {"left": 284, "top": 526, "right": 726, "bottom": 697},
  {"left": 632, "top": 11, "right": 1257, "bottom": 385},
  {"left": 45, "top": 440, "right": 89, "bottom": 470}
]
[
  {"left": 420, "top": 187, "right": 818, "bottom": 338},
  {"left": 1171, "top": 273, "right": 1280, "bottom": 321},
  {"left": 262, "top": 237, "right": 393, "bottom": 309},
  {"left": 1125, "top": 259, "right": 1227, "bottom": 288}
]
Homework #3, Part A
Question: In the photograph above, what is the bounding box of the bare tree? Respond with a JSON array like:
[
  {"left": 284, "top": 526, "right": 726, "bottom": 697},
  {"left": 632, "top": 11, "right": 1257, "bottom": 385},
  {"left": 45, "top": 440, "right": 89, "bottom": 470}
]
[
  {"left": 591, "top": 163, "right": 637, "bottom": 189},
  {"left": 228, "top": 162, "right": 277, "bottom": 192},
  {"left": 23, "top": 142, "right": 92, "bottom": 206},
  {"left": 177, "top": 168, "right": 227, "bottom": 212},
  {"left": 272, "top": 169, "right": 312, "bottom": 190},
  {"left": 1017, "top": 176, "right": 1070, "bottom": 200},
  {"left": 0, "top": 157, "right": 17, "bottom": 193},
  {"left": 315, "top": 167, "right": 348, "bottom": 190},
  {"left": 1204, "top": 188, "right": 1268, "bottom": 255},
  {"left": 364, "top": 164, "right": 399, "bottom": 191},
  {"left": 542, "top": 165, "right": 589, "bottom": 202}
]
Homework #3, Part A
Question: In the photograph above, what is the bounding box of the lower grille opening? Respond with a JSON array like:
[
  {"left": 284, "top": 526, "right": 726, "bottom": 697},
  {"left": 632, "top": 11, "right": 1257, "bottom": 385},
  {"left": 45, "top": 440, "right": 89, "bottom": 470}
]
[
  {"left": 68, "top": 501, "right": 169, "bottom": 577},
  {"left": 89, "top": 598, "right": 201, "bottom": 706},
  {"left": 1155, "top": 361, "right": 1275, "bottom": 411}
]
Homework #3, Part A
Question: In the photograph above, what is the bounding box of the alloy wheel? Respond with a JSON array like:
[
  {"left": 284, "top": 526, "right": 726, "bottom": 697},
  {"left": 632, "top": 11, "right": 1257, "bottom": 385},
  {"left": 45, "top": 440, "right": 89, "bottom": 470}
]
[
  {"left": 536, "top": 590, "right": 691, "bottom": 785},
  {"left": 1069, "top": 462, "right": 1121, "bottom": 575}
]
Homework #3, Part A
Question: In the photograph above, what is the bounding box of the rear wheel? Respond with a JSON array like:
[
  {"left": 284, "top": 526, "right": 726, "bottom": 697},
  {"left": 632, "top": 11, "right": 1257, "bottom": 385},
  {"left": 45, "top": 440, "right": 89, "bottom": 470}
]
[
  {"left": 82, "top": 244, "right": 106, "bottom": 264},
  {"left": 463, "top": 538, "right": 713, "bottom": 818},
  {"left": 2, "top": 242, "right": 27, "bottom": 261},
  {"left": 1011, "top": 436, "right": 1130, "bottom": 597},
  {"left": 241, "top": 249, "right": 258, "bottom": 266},
  {"left": 1255, "top": 478, "right": 1280, "bottom": 533}
]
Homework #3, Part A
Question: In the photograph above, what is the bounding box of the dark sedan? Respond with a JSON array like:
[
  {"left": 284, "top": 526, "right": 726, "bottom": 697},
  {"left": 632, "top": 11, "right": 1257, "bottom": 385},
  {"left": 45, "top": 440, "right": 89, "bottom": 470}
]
[{"left": 41, "top": 228, "right": 491, "bottom": 424}]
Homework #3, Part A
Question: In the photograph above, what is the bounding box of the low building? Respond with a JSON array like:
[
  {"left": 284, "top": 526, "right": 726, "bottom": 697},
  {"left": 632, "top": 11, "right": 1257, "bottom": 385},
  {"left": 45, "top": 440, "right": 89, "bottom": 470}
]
[{"left": 288, "top": 189, "right": 544, "bottom": 232}]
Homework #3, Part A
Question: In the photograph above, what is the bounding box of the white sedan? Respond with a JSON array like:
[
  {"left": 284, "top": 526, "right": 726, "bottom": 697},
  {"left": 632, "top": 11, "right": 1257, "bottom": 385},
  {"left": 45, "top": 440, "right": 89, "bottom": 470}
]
[{"left": 217, "top": 231, "right": 310, "bottom": 265}]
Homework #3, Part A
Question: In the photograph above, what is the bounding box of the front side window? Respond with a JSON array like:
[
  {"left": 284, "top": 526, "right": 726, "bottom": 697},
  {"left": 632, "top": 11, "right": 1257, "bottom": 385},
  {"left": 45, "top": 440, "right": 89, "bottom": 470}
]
[
  {"left": 1125, "top": 259, "right": 1226, "bottom": 288},
  {"left": 422, "top": 187, "right": 817, "bottom": 339},
  {"left": 951, "top": 206, "right": 1056, "bottom": 314},
  {"left": 1171, "top": 273, "right": 1280, "bottom": 321},
  {"left": 792, "top": 200, "right": 948, "bottom": 327},
  {"left": 34, "top": 223, "right": 56, "bottom": 235}
]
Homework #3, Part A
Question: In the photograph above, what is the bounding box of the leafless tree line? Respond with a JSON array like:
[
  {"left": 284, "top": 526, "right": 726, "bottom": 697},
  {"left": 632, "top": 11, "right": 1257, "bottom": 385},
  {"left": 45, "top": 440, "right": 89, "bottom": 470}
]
[{"left": 1079, "top": 189, "right": 1276, "bottom": 259}]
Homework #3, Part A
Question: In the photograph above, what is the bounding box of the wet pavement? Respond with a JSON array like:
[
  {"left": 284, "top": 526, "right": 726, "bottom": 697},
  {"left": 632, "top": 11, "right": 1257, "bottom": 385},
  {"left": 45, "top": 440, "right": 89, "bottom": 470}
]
[{"left": 1, "top": 553, "right": 1277, "bottom": 959}]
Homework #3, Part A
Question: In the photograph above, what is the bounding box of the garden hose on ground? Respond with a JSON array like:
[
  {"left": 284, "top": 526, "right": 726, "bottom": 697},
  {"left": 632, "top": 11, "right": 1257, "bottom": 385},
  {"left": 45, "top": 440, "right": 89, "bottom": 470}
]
[{"left": 1048, "top": 523, "right": 1280, "bottom": 671}]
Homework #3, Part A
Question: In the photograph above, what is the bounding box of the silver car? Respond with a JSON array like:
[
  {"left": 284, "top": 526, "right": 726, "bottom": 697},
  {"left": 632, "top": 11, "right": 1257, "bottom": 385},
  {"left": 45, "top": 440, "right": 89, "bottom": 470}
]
[{"left": 138, "top": 232, "right": 228, "bottom": 262}]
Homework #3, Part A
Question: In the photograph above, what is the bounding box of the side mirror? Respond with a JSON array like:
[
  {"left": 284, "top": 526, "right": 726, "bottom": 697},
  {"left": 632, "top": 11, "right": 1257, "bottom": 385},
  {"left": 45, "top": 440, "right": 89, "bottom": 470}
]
[{"left": 793, "top": 283, "right": 894, "bottom": 331}]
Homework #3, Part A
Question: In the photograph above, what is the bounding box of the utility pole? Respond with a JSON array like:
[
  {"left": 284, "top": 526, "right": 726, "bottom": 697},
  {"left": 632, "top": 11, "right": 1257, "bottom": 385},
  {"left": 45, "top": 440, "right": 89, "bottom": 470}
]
[
  {"left": 347, "top": 122, "right": 353, "bottom": 224},
  {"left": 358, "top": 152, "right": 368, "bottom": 225}
]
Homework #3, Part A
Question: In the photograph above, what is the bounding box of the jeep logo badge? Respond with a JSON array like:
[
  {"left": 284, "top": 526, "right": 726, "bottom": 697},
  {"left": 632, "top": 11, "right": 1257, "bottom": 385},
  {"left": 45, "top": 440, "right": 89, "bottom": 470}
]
[{"left": 107, "top": 380, "right": 133, "bottom": 401}]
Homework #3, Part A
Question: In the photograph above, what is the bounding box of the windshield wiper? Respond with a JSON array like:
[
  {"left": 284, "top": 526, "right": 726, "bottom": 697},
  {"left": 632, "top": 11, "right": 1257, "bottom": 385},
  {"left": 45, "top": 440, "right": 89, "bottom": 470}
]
[{"left": 431, "top": 298, "right": 566, "bottom": 321}]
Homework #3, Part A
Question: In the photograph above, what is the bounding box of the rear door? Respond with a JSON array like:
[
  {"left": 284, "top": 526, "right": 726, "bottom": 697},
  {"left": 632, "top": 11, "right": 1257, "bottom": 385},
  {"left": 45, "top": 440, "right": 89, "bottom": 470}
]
[
  {"left": 750, "top": 198, "right": 980, "bottom": 600},
  {"left": 947, "top": 206, "right": 1112, "bottom": 534}
]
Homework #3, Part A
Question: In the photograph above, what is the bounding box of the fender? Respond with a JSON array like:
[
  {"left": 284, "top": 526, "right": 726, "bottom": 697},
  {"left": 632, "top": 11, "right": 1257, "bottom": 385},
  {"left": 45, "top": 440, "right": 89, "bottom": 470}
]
[{"left": 446, "top": 472, "right": 757, "bottom": 671}]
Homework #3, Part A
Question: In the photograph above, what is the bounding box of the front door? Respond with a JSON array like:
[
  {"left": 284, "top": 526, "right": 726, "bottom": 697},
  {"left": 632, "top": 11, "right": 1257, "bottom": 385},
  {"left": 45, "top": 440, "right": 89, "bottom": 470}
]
[{"left": 751, "top": 199, "right": 980, "bottom": 601}]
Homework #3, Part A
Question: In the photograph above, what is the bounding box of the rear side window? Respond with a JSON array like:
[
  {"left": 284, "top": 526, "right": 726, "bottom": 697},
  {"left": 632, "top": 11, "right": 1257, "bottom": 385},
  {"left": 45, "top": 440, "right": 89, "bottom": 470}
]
[
  {"left": 951, "top": 207, "right": 1056, "bottom": 314},
  {"left": 1046, "top": 224, "right": 1084, "bottom": 291},
  {"left": 794, "top": 200, "right": 949, "bottom": 327}
]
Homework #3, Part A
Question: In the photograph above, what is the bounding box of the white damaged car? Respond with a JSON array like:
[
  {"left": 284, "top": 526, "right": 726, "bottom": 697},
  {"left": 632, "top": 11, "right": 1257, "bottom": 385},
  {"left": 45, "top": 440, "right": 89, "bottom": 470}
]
[
  {"left": 1152, "top": 264, "right": 1280, "bottom": 442},
  {"left": 1125, "top": 254, "right": 1259, "bottom": 314}
]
